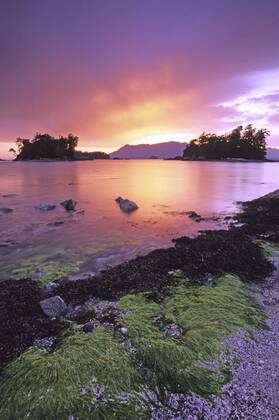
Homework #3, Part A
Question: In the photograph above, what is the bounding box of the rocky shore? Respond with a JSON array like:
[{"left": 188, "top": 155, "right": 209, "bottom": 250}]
[{"left": 0, "top": 190, "right": 279, "bottom": 419}]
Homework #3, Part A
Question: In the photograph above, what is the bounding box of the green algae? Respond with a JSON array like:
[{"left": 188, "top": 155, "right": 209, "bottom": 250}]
[
  {"left": 0, "top": 248, "right": 83, "bottom": 285},
  {"left": 10, "top": 259, "right": 81, "bottom": 286},
  {"left": 257, "top": 240, "right": 279, "bottom": 257},
  {"left": 0, "top": 275, "right": 265, "bottom": 419},
  {"left": 119, "top": 275, "right": 265, "bottom": 397},
  {"left": 0, "top": 327, "right": 145, "bottom": 420}
]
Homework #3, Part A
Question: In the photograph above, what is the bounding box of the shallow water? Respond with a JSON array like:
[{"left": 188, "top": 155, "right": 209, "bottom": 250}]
[{"left": 0, "top": 160, "right": 278, "bottom": 281}]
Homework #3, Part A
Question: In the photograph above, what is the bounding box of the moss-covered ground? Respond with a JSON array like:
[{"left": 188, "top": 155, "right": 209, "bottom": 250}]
[{"left": 0, "top": 275, "right": 265, "bottom": 419}]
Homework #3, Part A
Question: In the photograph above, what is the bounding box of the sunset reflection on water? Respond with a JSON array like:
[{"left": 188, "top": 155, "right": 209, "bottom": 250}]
[{"left": 0, "top": 160, "right": 278, "bottom": 278}]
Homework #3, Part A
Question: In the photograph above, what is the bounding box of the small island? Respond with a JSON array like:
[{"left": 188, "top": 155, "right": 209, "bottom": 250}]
[
  {"left": 10, "top": 133, "right": 110, "bottom": 161},
  {"left": 183, "top": 124, "right": 269, "bottom": 161}
]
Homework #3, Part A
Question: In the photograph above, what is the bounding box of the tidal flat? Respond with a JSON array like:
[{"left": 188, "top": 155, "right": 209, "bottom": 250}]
[{"left": 0, "top": 189, "right": 279, "bottom": 418}]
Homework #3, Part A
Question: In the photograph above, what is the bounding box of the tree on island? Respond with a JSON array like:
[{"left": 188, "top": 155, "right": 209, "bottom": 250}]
[
  {"left": 13, "top": 133, "right": 79, "bottom": 160},
  {"left": 183, "top": 125, "right": 269, "bottom": 160}
]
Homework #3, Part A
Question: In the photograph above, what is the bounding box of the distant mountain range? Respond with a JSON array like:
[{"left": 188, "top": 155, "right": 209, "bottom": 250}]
[
  {"left": 266, "top": 148, "right": 279, "bottom": 161},
  {"left": 110, "top": 141, "right": 279, "bottom": 161},
  {"left": 110, "top": 141, "right": 187, "bottom": 159}
]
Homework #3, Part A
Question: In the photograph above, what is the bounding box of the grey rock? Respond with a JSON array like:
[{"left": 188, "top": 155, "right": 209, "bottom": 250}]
[
  {"left": 165, "top": 323, "right": 183, "bottom": 337},
  {"left": 34, "top": 336, "right": 55, "bottom": 352},
  {"left": 115, "top": 197, "right": 138, "bottom": 213},
  {"left": 43, "top": 281, "right": 58, "bottom": 294},
  {"left": 91, "top": 377, "right": 105, "bottom": 402},
  {"left": 83, "top": 320, "right": 98, "bottom": 333},
  {"left": 60, "top": 199, "right": 77, "bottom": 211},
  {"left": 0, "top": 207, "right": 13, "bottom": 214},
  {"left": 40, "top": 296, "right": 67, "bottom": 318},
  {"left": 120, "top": 327, "right": 128, "bottom": 336},
  {"left": 36, "top": 203, "right": 56, "bottom": 211}
]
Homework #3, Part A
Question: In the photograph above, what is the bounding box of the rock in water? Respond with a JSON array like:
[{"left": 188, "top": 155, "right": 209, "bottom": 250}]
[
  {"left": 186, "top": 211, "right": 203, "bottom": 222},
  {"left": 60, "top": 199, "right": 77, "bottom": 211},
  {"left": 36, "top": 203, "right": 56, "bottom": 211},
  {"left": 40, "top": 296, "right": 67, "bottom": 318},
  {"left": 0, "top": 207, "right": 13, "bottom": 214},
  {"left": 2, "top": 194, "right": 17, "bottom": 198},
  {"left": 115, "top": 197, "right": 138, "bottom": 213}
]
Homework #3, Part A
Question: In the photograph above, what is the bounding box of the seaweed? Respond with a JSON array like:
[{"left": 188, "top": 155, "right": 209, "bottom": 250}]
[
  {"left": 0, "top": 275, "right": 265, "bottom": 419},
  {"left": 236, "top": 189, "right": 279, "bottom": 241},
  {"left": 0, "top": 279, "right": 66, "bottom": 368},
  {"left": 56, "top": 229, "right": 273, "bottom": 304}
]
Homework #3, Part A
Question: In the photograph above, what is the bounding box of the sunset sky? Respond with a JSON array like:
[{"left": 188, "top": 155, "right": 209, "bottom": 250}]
[{"left": 1, "top": 0, "right": 279, "bottom": 158}]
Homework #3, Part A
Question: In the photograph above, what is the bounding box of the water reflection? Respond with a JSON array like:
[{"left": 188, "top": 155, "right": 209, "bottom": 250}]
[{"left": 0, "top": 160, "right": 278, "bottom": 279}]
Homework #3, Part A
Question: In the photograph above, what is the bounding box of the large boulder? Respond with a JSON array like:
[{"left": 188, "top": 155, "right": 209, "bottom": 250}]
[
  {"left": 60, "top": 199, "right": 77, "bottom": 211},
  {"left": 115, "top": 197, "right": 138, "bottom": 213},
  {"left": 40, "top": 296, "right": 67, "bottom": 318}
]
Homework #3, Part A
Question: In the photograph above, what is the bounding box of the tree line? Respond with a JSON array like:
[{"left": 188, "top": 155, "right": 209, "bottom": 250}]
[
  {"left": 74, "top": 150, "right": 110, "bottom": 160},
  {"left": 183, "top": 125, "right": 269, "bottom": 160}
]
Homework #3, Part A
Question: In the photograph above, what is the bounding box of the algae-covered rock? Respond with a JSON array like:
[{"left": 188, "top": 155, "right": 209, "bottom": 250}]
[
  {"left": 66, "top": 304, "right": 95, "bottom": 324},
  {"left": 40, "top": 296, "right": 67, "bottom": 318},
  {"left": 82, "top": 320, "right": 98, "bottom": 333}
]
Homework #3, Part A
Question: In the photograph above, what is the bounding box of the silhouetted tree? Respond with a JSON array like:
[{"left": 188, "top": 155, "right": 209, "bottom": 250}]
[
  {"left": 183, "top": 125, "right": 269, "bottom": 160},
  {"left": 9, "top": 148, "right": 17, "bottom": 158}
]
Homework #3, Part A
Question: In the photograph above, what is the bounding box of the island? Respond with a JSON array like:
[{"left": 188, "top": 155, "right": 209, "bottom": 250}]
[
  {"left": 183, "top": 124, "right": 269, "bottom": 160},
  {"left": 10, "top": 133, "right": 110, "bottom": 161}
]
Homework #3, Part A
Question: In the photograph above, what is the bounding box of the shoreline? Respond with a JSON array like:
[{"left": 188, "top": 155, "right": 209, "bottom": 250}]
[
  {"left": 1, "top": 158, "right": 279, "bottom": 162},
  {"left": 0, "top": 189, "right": 279, "bottom": 418}
]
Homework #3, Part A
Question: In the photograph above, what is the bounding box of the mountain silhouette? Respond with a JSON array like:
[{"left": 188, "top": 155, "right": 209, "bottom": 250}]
[{"left": 110, "top": 141, "right": 187, "bottom": 159}]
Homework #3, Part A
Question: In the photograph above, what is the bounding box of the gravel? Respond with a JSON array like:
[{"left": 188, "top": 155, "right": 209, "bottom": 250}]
[{"left": 152, "top": 253, "right": 279, "bottom": 419}]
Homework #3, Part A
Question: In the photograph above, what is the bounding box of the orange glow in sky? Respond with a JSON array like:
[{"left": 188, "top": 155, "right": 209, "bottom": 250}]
[{"left": 1, "top": 1, "right": 279, "bottom": 158}]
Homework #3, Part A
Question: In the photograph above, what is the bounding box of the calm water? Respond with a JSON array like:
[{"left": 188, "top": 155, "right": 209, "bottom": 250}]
[{"left": 0, "top": 160, "right": 278, "bottom": 281}]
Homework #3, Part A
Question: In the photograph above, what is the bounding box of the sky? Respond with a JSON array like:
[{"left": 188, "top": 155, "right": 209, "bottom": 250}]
[{"left": 0, "top": 0, "right": 279, "bottom": 158}]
